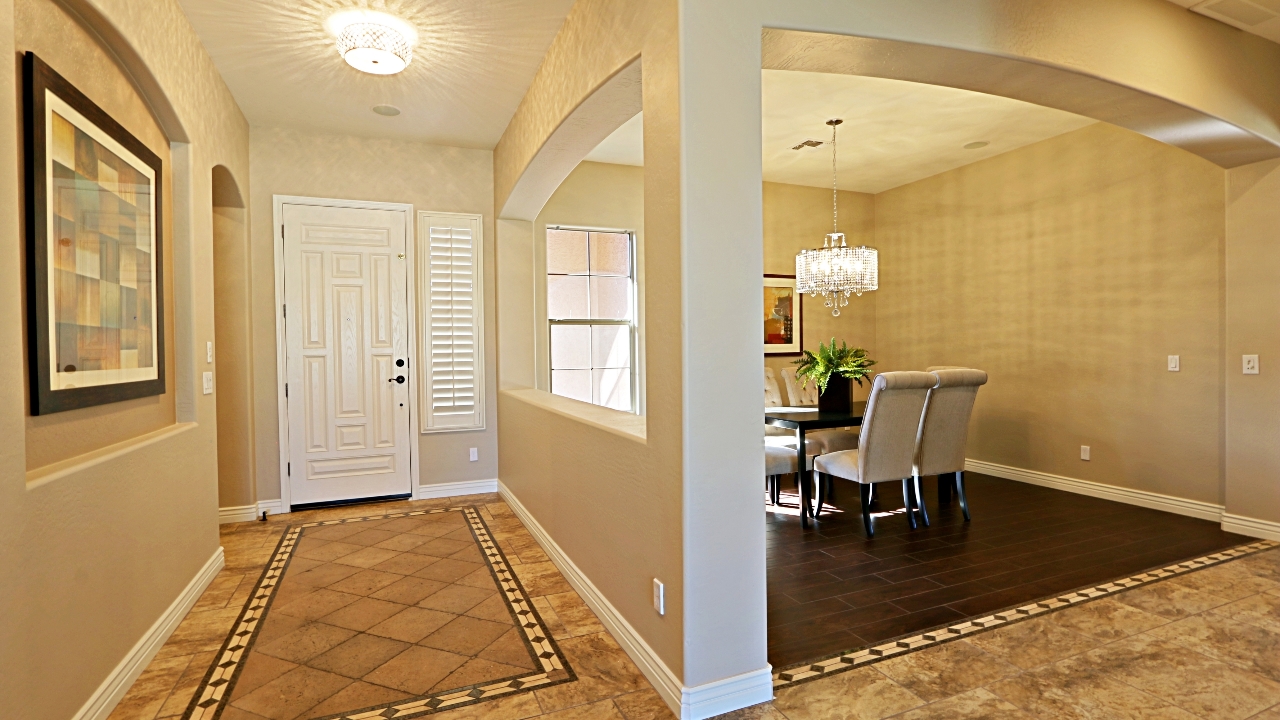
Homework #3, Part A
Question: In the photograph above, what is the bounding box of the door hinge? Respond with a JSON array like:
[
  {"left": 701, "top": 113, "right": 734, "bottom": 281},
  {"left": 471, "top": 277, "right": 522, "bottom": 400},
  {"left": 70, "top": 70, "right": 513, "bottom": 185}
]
[
  {"left": 287, "top": 462, "right": 291, "bottom": 476},
  {"left": 281, "top": 224, "right": 284, "bottom": 239},
  {"left": 285, "top": 383, "right": 288, "bottom": 398},
  {"left": 282, "top": 303, "right": 287, "bottom": 318}
]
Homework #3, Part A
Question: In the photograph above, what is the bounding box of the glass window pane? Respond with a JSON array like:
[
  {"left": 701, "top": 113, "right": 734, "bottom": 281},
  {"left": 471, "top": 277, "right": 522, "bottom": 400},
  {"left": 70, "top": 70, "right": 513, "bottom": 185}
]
[
  {"left": 552, "top": 369, "right": 591, "bottom": 403},
  {"left": 547, "top": 229, "right": 588, "bottom": 274},
  {"left": 547, "top": 275, "right": 589, "bottom": 319},
  {"left": 590, "top": 276, "right": 630, "bottom": 320},
  {"left": 593, "top": 368, "right": 631, "bottom": 411},
  {"left": 589, "top": 232, "right": 631, "bottom": 277},
  {"left": 550, "top": 325, "right": 591, "bottom": 370},
  {"left": 590, "top": 325, "right": 630, "bottom": 369}
]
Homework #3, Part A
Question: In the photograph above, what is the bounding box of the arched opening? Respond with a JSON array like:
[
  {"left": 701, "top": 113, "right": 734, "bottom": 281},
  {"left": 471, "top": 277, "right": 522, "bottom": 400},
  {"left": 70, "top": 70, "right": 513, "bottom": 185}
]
[{"left": 211, "top": 164, "right": 254, "bottom": 512}]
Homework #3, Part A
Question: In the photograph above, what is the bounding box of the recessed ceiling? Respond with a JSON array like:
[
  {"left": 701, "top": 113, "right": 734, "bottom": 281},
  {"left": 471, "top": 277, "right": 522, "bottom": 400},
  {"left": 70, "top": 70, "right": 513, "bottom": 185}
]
[
  {"left": 761, "top": 71, "right": 1096, "bottom": 193},
  {"left": 582, "top": 72, "right": 1097, "bottom": 194},
  {"left": 177, "top": 0, "right": 576, "bottom": 148},
  {"left": 1167, "top": 0, "right": 1280, "bottom": 44}
]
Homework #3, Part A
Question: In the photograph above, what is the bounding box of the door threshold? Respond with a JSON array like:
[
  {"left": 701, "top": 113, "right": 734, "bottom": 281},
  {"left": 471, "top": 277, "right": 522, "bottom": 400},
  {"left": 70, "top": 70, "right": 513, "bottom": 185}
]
[{"left": 290, "top": 493, "right": 413, "bottom": 513}]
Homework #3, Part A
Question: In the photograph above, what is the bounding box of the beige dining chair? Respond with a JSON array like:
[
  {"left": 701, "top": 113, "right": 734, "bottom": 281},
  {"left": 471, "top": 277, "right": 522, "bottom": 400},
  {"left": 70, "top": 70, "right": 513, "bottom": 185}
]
[
  {"left": 912, "top": 368, "right": 988, "bottom": 525},
  {"left": 778, "top": 366, "right": 860, "bottom": 454},
  {"left": 765, "top": 444, "right": 798, "bottom": 505},
  {"left": 812, "top": 371, "right": 936, "bottom": 536},
  {"left": 764, "top": 367, "right": 792, "bottom": 438}
]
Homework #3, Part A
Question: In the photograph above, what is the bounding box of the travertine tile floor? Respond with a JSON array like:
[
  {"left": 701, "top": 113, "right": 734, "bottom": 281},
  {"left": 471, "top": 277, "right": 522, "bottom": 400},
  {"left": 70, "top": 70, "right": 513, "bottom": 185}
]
[{"left": 110, "top": 494, "right": 1280, "bottom": 720}]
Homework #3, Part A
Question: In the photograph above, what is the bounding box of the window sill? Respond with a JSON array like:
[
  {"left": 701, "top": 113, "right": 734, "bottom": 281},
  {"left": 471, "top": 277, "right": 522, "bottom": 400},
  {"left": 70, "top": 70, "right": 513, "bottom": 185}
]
[{"left": 500, "top": 388, "right": 646, "bottom": 442}]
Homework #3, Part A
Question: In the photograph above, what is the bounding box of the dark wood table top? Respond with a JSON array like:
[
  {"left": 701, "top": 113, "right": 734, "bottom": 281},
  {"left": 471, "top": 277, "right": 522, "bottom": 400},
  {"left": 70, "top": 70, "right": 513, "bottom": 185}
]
[{"left": 765, "top": 402, "right": 867, "bottom": 430}]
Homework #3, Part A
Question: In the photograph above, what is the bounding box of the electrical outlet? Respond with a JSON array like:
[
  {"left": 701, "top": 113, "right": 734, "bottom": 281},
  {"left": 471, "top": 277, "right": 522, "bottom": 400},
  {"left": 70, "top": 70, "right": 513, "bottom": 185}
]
[
  {"left": 653, "top": 579, "right": 665, "bottom": 615},
  {"left": 1244, "top": 355, "right": 1259, "bottom": 375},
  {"left": 468, "top": 447, "right": 478, "bottom": 462},
  {"left": 207, "top": 341, "right": 213, "bottom": 363},
  {"left": 202, "top": 372, "right": 213, "bottom": 395},
  {"left": 1168, "top": 355, "right": 1179, "bottom": 372},
  {"left": 1081, "top": 445, "right": 1091, "bottom": 461}
]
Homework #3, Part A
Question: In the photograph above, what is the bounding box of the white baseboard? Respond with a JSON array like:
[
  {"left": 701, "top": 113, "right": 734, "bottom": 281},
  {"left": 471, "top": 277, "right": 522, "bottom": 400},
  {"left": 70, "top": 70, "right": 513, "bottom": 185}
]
[
  {"left": 416, "top": 479, "right": 498, "bottom": 500},
  {"left": 258, "top": 499, "right": 285, "bottom": 517},
  {"left": 1222, "top": 512, "right": 1280, "bottom": 542},
  {"left": 498, "top": 481, "right": 771, "bottom": 720},
  {"left": 965, "top": 459, "right": 1224, "bottom": 522},
  {"left": 73, "top": 547, "right": 225, "bottom": 720},
  {"left": 218, "top": 504, "right": 258, "bottom": 524}
]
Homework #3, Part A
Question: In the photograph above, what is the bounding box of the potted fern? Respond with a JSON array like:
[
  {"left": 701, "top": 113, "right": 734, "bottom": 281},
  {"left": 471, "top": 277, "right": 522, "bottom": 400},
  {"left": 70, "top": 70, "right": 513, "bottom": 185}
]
[{"left": 794, "top": 339, "right": 876, "bottom": 413}]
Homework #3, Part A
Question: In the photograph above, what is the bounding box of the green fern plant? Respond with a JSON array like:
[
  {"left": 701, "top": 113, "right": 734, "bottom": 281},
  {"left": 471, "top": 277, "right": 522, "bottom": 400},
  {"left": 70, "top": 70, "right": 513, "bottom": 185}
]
[{"left": 793, "top": 339, "right": 876, "bottom": 394}]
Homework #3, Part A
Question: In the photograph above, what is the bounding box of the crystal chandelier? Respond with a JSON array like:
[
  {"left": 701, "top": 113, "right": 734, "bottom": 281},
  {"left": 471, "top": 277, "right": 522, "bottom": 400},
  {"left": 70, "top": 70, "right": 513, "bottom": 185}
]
[
  {"left": 796, "top": 119, "right": 878, "bottom": 316},
  {"left": 336, "top": 21, "right": 413, "bottom": 75}
]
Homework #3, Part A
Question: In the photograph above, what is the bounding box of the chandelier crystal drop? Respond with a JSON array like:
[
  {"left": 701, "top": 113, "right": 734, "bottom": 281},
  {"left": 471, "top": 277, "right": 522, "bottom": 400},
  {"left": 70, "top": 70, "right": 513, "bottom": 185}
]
[
  {"left": 337, "top": 22, "right": 413, "bottom": 75},
  {"left": 795, "top": 118, "right": 878, "bottom": 316}
]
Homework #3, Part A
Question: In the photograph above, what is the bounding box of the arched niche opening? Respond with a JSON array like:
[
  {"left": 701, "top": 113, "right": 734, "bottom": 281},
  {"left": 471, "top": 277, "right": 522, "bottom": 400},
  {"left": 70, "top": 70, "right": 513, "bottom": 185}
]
[{"left": 211, "top": 164, "right": 254, "bottom": 510}]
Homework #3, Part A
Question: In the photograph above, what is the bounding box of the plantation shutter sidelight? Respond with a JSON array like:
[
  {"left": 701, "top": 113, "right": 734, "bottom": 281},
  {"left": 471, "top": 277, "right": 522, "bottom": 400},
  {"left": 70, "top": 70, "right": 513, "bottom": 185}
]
[{"left": 419, "top": 212, "right": 484, "bottom": 431}]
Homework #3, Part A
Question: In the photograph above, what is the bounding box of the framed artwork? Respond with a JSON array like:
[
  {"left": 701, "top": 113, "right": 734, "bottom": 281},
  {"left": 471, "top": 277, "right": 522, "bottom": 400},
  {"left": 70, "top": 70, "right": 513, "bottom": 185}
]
[
  {"left": 764, "top": 274, "right": 802, "bottom": 356},
  {"left": 24, "top": 52, "right": 165, "bottom": 414}
]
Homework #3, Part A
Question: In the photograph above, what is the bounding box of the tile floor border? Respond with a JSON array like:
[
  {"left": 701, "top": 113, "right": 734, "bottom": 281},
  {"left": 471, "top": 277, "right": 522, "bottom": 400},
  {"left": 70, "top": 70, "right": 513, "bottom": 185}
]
[
  {"left": 180, "top": 505, "right": 576, "bottom": 720},
  {"left": 770, "top": 538, "right": 1280, "bottom": 691}
]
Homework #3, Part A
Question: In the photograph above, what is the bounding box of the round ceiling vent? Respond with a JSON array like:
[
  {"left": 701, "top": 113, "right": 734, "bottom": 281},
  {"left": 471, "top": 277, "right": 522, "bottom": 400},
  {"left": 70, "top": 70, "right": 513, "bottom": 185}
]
[
  {"left": 963, "top": 141, "right": 990, "bottom": 150},
  {"left": 372, "top": 105, "right": 401, "bottom": 116}
]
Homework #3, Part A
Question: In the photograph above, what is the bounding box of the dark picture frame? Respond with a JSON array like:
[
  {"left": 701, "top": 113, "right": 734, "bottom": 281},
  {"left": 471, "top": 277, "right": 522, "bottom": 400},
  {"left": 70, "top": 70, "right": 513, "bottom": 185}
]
[
  {"left": 24, "top": 52, "right": 165, "bottom": 414},
  {"left": 764, "top": 273, "right": 803, "bottom": 356}
]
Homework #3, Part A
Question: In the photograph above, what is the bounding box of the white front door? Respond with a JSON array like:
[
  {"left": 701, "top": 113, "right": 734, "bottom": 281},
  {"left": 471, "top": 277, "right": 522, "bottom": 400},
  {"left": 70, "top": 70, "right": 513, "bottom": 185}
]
[{"left": 283, "top": 202, "right": 413, "bottom": 506}]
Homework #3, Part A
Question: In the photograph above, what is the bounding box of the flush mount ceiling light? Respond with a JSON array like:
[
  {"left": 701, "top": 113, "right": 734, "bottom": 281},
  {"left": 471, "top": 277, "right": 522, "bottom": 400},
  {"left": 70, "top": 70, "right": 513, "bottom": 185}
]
[
  {"left": 796, "top": 119, "right": 878, "bottom": 316},
  {"left": 327, "top": 10, "right": 417, "bottom": 75}
]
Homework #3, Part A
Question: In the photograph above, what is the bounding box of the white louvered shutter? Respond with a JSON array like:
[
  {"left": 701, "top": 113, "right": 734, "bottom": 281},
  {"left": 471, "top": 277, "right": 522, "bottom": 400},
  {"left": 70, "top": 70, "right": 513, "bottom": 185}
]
[{"left": 419, "top": 213, "right": 484, "bottom": 431}]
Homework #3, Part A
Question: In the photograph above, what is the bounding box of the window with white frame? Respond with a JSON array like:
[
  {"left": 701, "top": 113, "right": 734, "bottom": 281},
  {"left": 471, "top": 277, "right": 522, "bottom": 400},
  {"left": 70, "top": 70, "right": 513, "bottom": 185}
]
[
  {"left": 420, "top": 212, "right": 484, "bottom": 432},
  {"left": 547, "top": 228, "right": 636, "bottom": 412}
]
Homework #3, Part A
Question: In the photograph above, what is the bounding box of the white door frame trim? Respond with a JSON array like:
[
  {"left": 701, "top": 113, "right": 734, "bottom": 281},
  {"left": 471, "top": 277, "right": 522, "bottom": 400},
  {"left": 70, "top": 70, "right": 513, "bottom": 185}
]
[{"left": 272, "top": 195, "right": 420, "bottom": 512}]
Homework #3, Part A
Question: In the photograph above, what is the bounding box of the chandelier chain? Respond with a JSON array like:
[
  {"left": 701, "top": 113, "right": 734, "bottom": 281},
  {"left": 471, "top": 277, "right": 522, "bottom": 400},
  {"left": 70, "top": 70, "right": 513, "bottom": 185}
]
[{"left": 832, "top": 120, "right": 838, "bottom": 237}]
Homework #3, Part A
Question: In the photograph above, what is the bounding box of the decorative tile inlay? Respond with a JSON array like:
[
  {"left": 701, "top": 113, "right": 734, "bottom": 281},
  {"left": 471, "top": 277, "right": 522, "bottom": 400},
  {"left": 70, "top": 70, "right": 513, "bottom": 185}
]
[
  {"left": 182, "top": 507, "right": 574, "bottom": 719},
  {"left": 771, "top": 539, "right": 1280, "bottom": 690}
]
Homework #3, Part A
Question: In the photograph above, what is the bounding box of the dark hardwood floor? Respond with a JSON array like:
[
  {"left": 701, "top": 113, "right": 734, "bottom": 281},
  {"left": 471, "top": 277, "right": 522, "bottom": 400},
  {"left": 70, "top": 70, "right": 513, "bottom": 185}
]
[{"left": 766, "top": 472, "right": 1250, "bottom": 669}]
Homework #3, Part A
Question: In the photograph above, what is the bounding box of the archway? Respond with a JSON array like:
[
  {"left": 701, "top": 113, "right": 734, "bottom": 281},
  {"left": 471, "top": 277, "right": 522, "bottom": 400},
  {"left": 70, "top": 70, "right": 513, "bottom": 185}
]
[{"left": 211, "top": 165, "right": 254, "bottom": 515}]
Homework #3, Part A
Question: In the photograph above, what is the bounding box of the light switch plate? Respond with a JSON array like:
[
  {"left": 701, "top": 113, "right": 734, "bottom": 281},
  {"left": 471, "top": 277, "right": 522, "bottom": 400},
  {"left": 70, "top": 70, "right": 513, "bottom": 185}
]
[
  {"left": 1081, "top": 445, "right": 1091, "bottom": 461},
  {"left": 1244, "top": 355, "right": 1259, "bottom": 375},
  {"left": 207, "top": 341, "right": 213, "bottom": 363},
  {"left": 202, "top": 372, "right": 213, "bottom": 395},
  {"left": 1168, "top": 355, "right": 1179, "bottom": 372},
  {"left": 653, "top": 579, "right": 665, "bottom": 615},
  {"left": 468, "top": 447, "right": 478, "bottom": 462}
]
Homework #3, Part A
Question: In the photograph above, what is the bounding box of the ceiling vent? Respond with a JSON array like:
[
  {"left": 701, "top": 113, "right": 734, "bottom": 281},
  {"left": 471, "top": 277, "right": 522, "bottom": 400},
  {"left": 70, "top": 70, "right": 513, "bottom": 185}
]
[{"left": 1171, "top": 0, "right": 1280, "bottom": 43}]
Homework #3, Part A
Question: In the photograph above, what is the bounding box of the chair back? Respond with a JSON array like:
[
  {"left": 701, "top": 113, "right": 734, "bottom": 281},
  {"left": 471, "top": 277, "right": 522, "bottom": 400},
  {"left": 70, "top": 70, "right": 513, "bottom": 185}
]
[
  {"left": 915, "top": 368, "right": 988, "bottom": 476},
  {"left": 857, "top": 371, "right": 935, "bottom": 484},
  {"left": 780, "top": 367, "right": 818, "bottom": 406},
  {"left": 764, "top": 367, "right": 784, "bottom": 407}
]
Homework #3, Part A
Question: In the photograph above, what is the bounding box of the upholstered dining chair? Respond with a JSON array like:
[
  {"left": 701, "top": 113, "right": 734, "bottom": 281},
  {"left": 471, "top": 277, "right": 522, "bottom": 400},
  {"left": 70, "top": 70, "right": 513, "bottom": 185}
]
[
  {"left": 812, "top": 371, "right": 936, "bottom": 536},
  {"left": 764, "top": 368, "right": 793, "bottom": 438},
  {"left": 777, "top": 366, "right": 860, "bottom": 454},
  {"left": 912, "top": 368, "right": 988, "bottom": 525},
  {"left": 765, "top": 444, "right": 798, "bottom": 505}
]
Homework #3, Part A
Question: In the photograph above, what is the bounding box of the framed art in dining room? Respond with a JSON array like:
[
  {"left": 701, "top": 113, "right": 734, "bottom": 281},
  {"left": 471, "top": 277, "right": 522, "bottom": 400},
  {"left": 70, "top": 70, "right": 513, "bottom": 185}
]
[
  {"left": 24, "top": 52, "right": 165, "bottom": 415},
  {"left": 764, "top": 274, "right": 802, "bottom": 356}
]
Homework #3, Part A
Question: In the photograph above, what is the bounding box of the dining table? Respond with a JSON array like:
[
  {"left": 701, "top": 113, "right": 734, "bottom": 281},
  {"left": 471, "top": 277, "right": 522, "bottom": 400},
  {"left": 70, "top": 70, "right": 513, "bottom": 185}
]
[{"left": 765, "top": 401, "right": 867, "bottom": 528}]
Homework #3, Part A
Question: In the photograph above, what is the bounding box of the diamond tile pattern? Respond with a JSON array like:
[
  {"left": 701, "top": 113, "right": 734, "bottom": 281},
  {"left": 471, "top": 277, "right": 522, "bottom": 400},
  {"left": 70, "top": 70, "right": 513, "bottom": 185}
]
[{"left": 182, "top": 507, "right": 572, "bottom": 720}]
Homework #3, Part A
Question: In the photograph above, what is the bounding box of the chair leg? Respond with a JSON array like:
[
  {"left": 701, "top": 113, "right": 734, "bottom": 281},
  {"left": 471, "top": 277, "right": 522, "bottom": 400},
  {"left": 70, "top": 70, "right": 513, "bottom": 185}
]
[
  {"left": 956, "top": 471, "right": 971, "bottom": 522},
  {"left": 869, "top": 483, "right": 879, "bottom": 506},
  {"left": 914, "top": 475, "right": 930, "bottom": 527},
  {"left": 938, "top": 472, "right": 954, "bottom": 504},
  {"left": 902, "top": 479, "right": 918, "bottom": 530},
  {"left": 860, "top": 483, "right": 874, "bottom": 537},
  {"left": 814, "top": 473, "right": 826, "bottom": 519}
]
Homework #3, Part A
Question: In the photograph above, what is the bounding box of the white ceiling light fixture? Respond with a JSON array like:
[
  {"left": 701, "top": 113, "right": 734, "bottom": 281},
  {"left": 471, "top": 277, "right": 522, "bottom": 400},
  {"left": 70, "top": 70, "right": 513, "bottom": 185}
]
[
  {"left": 796, "top": 119, "right": 878, "bottom": 316},
  {"left": 328, "top": 10, "right": 417, "bottom": 75}
]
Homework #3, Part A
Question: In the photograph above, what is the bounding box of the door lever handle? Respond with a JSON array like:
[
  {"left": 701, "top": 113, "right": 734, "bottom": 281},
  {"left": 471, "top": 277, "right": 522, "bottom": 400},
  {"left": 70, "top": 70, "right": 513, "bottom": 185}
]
[{"left": 388, "top": 376, "right": 406, "bottom": 384}]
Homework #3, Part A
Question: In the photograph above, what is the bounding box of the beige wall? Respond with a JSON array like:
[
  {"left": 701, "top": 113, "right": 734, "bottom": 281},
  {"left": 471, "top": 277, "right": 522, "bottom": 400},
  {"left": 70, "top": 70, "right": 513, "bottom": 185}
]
[
  {"left": 1225, "top": 159, "right": 1280, "bottom": 527},
  {"left": 18, "top": 0, "right": 177, "bottom": 470},
  {"left": 213, "top": 202, "right": 253, "bottom": 508},
  {"left": 763, "top": 182, "right": 875, "bottom": 399},
  {"left": 875, "top": 122, "right": 1226, "bottom": 503},
  {"left": 1, "top": 0, "right": 250, "bottom": 716},
  {"left": 247, "top": 126, "right": 497, "bottom": 502}
]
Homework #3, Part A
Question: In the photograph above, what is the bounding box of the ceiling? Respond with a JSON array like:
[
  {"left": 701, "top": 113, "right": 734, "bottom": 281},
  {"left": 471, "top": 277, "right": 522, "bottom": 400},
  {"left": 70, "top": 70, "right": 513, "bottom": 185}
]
[
  {"left": 177, "top": 0, "right": 576, "bottom": 148},
  {"left": 584, "top": 72, "right": 1096, "bottom": 194},
  {"left": 1167, "top": 0, "right": 1280, "bottom": 44}
]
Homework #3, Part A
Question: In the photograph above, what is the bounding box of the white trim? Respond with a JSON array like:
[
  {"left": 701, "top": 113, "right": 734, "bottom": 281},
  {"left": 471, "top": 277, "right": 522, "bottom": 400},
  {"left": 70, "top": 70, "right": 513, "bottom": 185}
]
[
  {"left": 258, "top": 499, "right": 285, "bottom": 517},
  {"left": 681, "top": 668, "right": 774, "bottom": 720},
  {"left": 499, "top": 481, "right": 771, "bottom": 718},
  {"left": 1222, "top": 512, "right": 1280, "bottom": 541},
  {"left": 964, "top": 459, "right": 1224, "bottom": 522},
  {"left": 218, "top": 504, "right": 258, "bottom": 524},
  {"left": 72, "top": 547, "right": 225, "bottom": 720},
  {"left": 272, "top": 195, "right": 420, "bottom": 513},
  {"left": 415, "top": 479, "right": 498, "bottom": 499}
]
